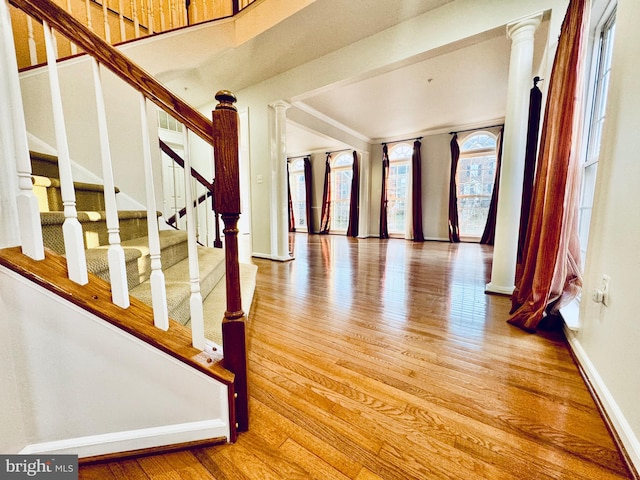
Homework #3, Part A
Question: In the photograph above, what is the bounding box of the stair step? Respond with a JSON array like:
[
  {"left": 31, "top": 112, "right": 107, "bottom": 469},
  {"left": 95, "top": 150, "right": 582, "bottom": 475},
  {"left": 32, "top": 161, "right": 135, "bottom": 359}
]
[
  {"left": 129, "top": 246, "right": 226, "bottom": 325},
  {"left": 33, "top": 175, "right": 119, "bottom": 212},
  {"left": 86, "top": 229, "right": 189, "bottom": 288},
  {"left": 41, "top": 210, "right": 156, "bottom": 254},
  {"left": 30, "top": 151, "right": 60, "bottom": 178},
  {"left": 195, "top": 262, "right": 257, "bottom": 346}
]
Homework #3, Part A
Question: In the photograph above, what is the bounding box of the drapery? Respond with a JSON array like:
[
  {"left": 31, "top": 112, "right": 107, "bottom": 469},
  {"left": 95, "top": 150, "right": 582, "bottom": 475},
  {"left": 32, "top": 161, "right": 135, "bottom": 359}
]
[
  {"left": 319, "top": 154, "right": 332, "bottom": 234},
  {"left": 516, "top": 81, "right": 543, "bottom": 265},
  {"left": 347, "top": 151, "right": 360, "bottom": 237},
  {"left": 480, "top": 128, "right": 504, "bottom": 245},
  {"left": 412, "top": 140, "right": 425, "bottom": 242},
  {"left": 448, "top": 134, "right": 461, "bottom": 242},
  {"left": 287, "top": 161, "right": 296, "bottom": 232},
  {"left": 508, "top": 0, "right": 588, "bottom": 332},
  {"left": 304, "top": 156, "right": 313, "bottom": 234},
  {"left": 379, "top": 144, "right": 390, "bottom": 239}
]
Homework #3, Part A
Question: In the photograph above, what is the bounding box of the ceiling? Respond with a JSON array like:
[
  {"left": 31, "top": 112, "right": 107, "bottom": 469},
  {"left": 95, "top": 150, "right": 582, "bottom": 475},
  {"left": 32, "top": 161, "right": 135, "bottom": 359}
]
[{"left": 128, "top": 0, "right": 550, "bottom": 156}]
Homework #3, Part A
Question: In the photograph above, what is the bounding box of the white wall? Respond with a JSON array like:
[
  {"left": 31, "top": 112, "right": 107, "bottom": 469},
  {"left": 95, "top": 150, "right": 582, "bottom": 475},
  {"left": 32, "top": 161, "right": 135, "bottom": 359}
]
[
  {"left": 0, "top": 266, "right": 230, "bottom": 456},
  {"left": 570, "top": 0, "right": 640, "bottom": 467}
]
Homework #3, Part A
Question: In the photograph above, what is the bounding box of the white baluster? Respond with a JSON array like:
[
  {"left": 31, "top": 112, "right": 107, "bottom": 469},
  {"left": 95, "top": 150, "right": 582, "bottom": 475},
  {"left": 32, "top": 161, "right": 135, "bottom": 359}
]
[
  {"left": 65, "top": 0, "right": 78, "bottom": 54},
  {"left": 118, "top": 0, "right": 126, "bottom": 41},
  {"left": 85, "top": 0, "right": 93, "bottom": 31},
  {"left": 147, "top": 0, "right": 154, "bottom": 34},
  {"left": 0, "top": 0, "right": 44, "bottom": 259},
  {"left": 182, "top": 129, "right": 204, "bottom": 349},
  {"left": 139, "top": 95, "right": 169, "bottom": 330},
  {"left": 91, "top": 59, "right": 129, "bottom": 308},
  {"left": 26, "top": 16, "right": 37, "bottom": 65},
  {"left": 102, "top": 0, "right": 111, "bottom": 43},
  {"left": 158, "top": 0, "right": 165, "bottom": 31},
  {"left": 43, "top": 22, "right": 88, "bottom": 285},
  {"left": 130, "top": 0, "right": 140, "bottom": 37}
]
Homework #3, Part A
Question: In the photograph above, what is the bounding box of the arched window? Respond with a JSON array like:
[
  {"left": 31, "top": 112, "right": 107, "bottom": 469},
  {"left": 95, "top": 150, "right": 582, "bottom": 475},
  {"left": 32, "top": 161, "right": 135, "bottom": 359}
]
[
  {"left": 330, "top": 153, "right": 353, "bottom": 231},
  {"left": 456, "top": 132, "right": 497, "bottom": 239},
  {"left": 288, "top": 159, "right": 307, "bottom": 229},
  {"left": 387, "top": 143, "right": 412, "bottom": 235}
]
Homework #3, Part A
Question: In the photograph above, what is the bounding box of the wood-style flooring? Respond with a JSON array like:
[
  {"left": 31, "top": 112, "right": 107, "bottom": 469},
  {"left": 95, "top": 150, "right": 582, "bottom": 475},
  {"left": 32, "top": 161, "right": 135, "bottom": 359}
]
[{"left": 80, "top": 235, "right": 633, "bottom": 479}]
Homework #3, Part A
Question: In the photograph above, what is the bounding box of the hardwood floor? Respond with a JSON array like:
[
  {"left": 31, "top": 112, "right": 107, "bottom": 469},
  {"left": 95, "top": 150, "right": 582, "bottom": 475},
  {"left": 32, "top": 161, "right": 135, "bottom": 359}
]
[{"left": 80, "top": 235, "right": 632, "bottom": 479}]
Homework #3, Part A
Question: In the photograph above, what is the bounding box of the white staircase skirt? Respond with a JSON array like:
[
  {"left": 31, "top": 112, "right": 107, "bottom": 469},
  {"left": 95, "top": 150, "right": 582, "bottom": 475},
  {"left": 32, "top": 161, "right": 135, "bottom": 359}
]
[{"left": 0, "top": 265, "right": 231, "bottom": 457}]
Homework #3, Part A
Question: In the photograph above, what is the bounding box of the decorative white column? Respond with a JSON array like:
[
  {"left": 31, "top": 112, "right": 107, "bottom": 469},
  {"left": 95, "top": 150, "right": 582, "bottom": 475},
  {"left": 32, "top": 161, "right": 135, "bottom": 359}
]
[
  {"left": 486, "top": 13, "right": 542, "bottom": 295},
  {"left": 269, "top": 100, "right": 293, "bottom": 261}
]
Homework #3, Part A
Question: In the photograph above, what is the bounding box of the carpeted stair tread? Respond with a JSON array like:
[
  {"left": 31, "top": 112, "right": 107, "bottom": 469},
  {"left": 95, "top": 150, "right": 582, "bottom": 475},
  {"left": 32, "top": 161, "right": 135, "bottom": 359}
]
[
  {"left": 192, "top": 262, "right": 257, "bottom": 347},
  {"left": 41, "top": 210, "right": 162, "bottom": 253},
  {"left": 32, "top": 175, "right": 120, "bottom": 212},
  {"left": 129, "top": 246, "right": 226, "bottom": 325},
  {"left": 84, "top": 229, "right": 189, "bottom": 288}
]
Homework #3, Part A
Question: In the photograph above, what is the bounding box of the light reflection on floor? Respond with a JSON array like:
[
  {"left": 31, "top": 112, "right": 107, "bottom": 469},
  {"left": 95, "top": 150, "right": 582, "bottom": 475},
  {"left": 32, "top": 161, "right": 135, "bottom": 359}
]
[{"left": 285, "top": 233, "right": 496, "bottom": 341}]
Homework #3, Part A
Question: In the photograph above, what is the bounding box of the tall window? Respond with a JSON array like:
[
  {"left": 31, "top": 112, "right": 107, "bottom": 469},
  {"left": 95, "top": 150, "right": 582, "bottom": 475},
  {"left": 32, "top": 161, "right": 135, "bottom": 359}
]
[
  {"left": 330, "top": 153, "right": 353, "bottom": 231},
  {"left": 387, "top": 143, "right": 412, "bottom": 235},
  {"left": 288, "top": 159, "right": 307, "bottom": 229},
  {"left": 578, "top": 7, "right": 616, "bottom": 266},
  {"left": 456, "top": 132, "right": 497, "bottom": 239}
]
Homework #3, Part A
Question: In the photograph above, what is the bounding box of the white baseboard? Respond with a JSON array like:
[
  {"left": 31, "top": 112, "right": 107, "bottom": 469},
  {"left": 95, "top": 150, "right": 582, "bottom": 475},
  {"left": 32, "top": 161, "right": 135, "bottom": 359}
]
[
  {"left": 20, "top": 419, "right": 229, "bottom": 458},
  {"left": 564, "top": 326, "right": 640, "bottom": 475}
]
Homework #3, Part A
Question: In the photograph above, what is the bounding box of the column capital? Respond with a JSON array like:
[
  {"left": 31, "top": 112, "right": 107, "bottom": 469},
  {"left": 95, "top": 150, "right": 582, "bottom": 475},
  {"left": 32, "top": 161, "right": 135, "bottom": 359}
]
[
  {"left": 507, "top": 12, "right": 543, "bottom": 40},
  {"left": 270, "top": 100, "right": 291, "bottom": 111}
]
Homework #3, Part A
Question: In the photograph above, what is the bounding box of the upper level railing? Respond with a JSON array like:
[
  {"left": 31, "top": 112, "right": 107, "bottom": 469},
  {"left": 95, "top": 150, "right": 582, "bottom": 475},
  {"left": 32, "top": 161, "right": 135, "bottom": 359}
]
[
  {"left": 3, "top": 0, "right": 248, "bottom": 437},
  {"left": 10, "top": 0, "right": 256, "bottom": 69}
]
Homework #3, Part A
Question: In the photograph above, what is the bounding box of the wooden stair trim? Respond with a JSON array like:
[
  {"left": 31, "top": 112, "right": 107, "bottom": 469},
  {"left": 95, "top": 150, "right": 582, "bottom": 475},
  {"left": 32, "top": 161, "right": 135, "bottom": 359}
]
[{"left": 0, "top": 246, "right": 234, "bottom": 386}]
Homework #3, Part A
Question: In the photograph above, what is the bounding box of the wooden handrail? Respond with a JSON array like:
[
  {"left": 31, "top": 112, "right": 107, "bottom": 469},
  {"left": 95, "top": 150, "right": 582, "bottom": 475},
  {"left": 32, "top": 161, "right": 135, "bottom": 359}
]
[{"left": 10, "top": 0, "right": 214, "bottom": 146}]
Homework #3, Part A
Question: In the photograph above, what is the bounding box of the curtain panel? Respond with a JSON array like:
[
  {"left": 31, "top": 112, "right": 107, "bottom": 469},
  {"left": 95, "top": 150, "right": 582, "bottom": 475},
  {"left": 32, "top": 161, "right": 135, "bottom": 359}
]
[
  {"left": 287, "top": 162, "right": 296, "bottom": 232},
  {"left": 319, "top": 154, "right": 332, "bottom": 234},
  {"left": 480, "top": 128, "right": 504, "bottom": 245},
  {"left": 448, "top": 134, "right": 461, "bottom": 242},
  {"left": 304, "top": 156, "right": 313, "bottom": 234},
  {"left": 379, "top": 144, "right": 390, "bottom": 239},
  {"left": 412, "top": 140, "right": 425, "bottom": 242},
  {"left": 516, "top": 82, "right": 544, "bottom": 266},
  {"left": 347, "top": 151, "right": 360, "bottom": 237},
  {"left": 508, "top": 0, "right": 588, "bottom": 332}
]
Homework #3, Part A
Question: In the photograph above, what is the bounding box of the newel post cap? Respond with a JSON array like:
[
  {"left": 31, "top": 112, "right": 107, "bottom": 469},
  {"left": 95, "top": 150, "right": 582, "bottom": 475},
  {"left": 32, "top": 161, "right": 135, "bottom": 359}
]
[{"left": 215, "top": 90, "right": 237, "bottom": 111}]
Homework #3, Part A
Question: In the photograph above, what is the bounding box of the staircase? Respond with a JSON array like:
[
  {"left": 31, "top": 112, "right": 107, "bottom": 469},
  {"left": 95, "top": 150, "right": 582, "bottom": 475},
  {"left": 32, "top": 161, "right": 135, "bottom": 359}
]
[{"left": 30, "top": 151, "right": 255, "bottom": 345}]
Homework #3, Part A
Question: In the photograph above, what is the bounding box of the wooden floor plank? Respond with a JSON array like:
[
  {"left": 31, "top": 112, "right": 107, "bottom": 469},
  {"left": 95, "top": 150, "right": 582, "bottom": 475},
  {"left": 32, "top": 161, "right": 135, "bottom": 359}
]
[{"left": 80, "top": 236, "right": 632, "bottom": 479}]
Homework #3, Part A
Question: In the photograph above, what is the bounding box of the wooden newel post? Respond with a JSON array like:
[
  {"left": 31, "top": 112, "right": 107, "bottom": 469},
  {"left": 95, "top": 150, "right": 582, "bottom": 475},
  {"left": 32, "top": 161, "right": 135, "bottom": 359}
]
[{"left": 212, "top": 90, "right": 248, "bottom": 436}]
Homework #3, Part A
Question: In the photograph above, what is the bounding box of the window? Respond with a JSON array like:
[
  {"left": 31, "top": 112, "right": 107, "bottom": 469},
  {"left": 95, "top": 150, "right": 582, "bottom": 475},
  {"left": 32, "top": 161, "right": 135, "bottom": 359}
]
[
  {"left": 387, "top": 143, "right": 412, "bottom": 235},
  {"left": 330, "top": 153, "right": 353, "bottom": 231},
  {"left": 456, "top": 132, "right": 497, "bottom": 239},
  {"left": 578, "top": 7, "right": 616, "bottom": 267},
  {"left": 157, "top": 110, "right": 183, "bottom": 133},
  {"left": 288, "top": 159, "right": 307, "bottom": 229}
]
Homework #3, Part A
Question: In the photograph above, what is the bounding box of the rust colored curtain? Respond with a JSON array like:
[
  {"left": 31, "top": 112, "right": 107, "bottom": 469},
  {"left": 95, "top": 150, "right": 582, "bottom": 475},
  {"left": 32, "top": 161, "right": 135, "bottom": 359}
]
[
  {"left": 379, "top": 145, "right": 389, "bottom": 239},
  {"left": 516, "top": 82, "right": 544, "bottom": 265},
  {"left": 412, "top": 140, "right": 425, "bottom": 242},
  {"left": 319, "top": 155, "right": 331, "bottom": 234},
  {"left": 347, "top": 151, "right": 360, "bottom": 237},
  {"left": 448, "top": 134, "right": 460, "bottom": 242},
  {"left": 480, "top": 129, "right": 504, "bottom": 245},
  {"left": 287, "top": 162, "right": 295, "bottom": 232},
  {"left": 304, "top": 156, "right": 313, "bottom": 234},
  {"left": 509, "top": 0, "right": 588, "bottom": 332}
]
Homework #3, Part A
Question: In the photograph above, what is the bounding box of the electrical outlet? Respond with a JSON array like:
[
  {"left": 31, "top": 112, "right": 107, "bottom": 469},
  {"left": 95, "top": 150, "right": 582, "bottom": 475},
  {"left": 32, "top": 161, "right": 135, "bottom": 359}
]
[{"left": 601, "top": 274, "right": 611, "bottom": 306}]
